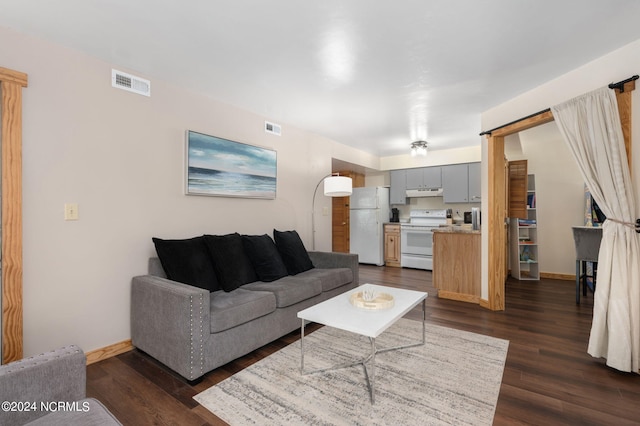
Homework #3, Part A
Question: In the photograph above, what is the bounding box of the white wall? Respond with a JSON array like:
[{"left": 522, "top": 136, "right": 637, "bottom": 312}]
[
  {"left": 480, "top": 38, "right": 640, "bottom": 300},
  {"left": 380, "top": 145, "right": 481, "bottom": 171},
  {"left": 0, "top": 26, "right": 375, "bottom": 356},
  {"left": 5, "top": 25, "right": 640, "bottom": 354},
  {"left": 506, "top": 122, "right": 584, "bottom": 276}
]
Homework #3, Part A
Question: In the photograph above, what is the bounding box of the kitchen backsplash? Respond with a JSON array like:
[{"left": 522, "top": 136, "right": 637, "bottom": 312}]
[{"left": 392, "top": 197, "right": 479, "bottom": 223}]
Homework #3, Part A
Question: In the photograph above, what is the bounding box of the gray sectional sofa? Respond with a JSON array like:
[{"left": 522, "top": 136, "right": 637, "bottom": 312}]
[{"left": 131, "top": 231, "right": 358, "bottom": 381}]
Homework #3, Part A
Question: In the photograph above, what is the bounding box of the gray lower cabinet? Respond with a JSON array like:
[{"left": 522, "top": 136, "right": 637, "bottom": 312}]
[
  {"left": 442, "top": 164, "right": 469, "bottom": 203},
  {"left": 390, "top": 169, "right": 408, "bottom": 205}
]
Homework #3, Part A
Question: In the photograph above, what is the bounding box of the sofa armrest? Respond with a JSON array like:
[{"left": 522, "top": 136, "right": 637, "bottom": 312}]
[
  {"left": 308, "top": 251, "right": 359, "bottom": 286},
  {"left": 0, "top": 345, "right": 86, "bottom": 425},
  {"left": 131, "top": 275, "right": 210, "bottom": 381}
]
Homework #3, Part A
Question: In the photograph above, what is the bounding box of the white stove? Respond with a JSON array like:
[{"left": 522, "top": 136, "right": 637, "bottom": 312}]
[
  {"left": 400, "top": 209, "right": 448, "bottom": 270},
  {"left": 403, "top": 209, "right": 448, "bottom": 227}
]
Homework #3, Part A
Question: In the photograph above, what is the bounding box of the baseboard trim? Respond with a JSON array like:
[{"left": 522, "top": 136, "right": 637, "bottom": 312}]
[
  {"left": 508, "top": 271, "right": 575, "bottom": 281},
  {"left": 85, "top": 339, "right": 134, "bottom": 365},
  {"left": 437, "top": 290, "right": 480, "bottom": 304},
  {"left": 540, "top": 272, "right": 574, "bottom": 281}
]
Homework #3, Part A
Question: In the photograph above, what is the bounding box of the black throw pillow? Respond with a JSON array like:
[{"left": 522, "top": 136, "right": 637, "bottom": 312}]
[
  {"left": 242, "top": 234, "right": 289, "bottom": 282},
  {"left": 273, "top": 229, "right": 314, "bottom": 275},
  {"left": 152, "top": 236, "right": 220, "bottom": 292},
  {"left": 204, "top": 233, "right": 258, "bottom": 292}
]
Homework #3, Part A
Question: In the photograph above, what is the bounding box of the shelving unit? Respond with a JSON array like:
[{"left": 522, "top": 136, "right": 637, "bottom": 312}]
[{"left": 510, "top": 174, "right": 539, "bottom": 280}]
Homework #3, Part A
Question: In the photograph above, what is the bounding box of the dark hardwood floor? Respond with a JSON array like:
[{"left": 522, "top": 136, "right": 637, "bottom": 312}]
[{"left": 87, "top": 266, "right": 640, "bottom": 425}]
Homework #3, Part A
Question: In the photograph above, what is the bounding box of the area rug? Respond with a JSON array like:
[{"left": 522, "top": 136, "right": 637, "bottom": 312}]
[{"left": 194, "top": 319, "right": 509, "bottom": 425}]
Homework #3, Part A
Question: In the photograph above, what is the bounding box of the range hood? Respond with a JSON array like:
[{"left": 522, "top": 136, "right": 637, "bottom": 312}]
[{"left": 406, "top": 188, "right": 443, "bottom": 198}]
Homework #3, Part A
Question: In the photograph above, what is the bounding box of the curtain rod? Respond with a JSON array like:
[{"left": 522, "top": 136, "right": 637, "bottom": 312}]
[
  {"left": 479, "top": 74, "right": 639, "bottom": 136},
  {"left": 479, "top": 108, "right": 550, "bottom": 136},
  {"left": 608, "top": 74, "right": 639, "bottom": 92}
]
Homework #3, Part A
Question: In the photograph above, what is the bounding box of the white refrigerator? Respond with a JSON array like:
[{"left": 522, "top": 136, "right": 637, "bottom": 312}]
[{"left": 349, "top": 187, "right": 390, "bottom": 266}]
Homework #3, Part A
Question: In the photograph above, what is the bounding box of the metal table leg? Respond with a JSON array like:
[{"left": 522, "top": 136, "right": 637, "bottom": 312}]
[
  {"left": 363, "top": 337, "right": 377, "bottom": 404},
  {"left": 299, "top": 302, "right": 427, "bottom": 405}
]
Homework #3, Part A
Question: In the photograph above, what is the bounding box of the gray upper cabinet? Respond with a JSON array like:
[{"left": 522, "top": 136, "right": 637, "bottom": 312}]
[
  {"left": 405, "top": 167, "right": 442, "bottom": 189},
  {"left": 423, "top": 167, "right": 442, "bottom": 188},
  {"left": 390, "top": 169, "right": 408, "bottom": 205},
  {"left": 442, "top": 162, "right": 481, "bottom": 203},
  {"left": 442, "top": 164, "right": 469, "bottom": 203},
  {"left": 392, "top": 163, "right": 480, "bottom": 204},
  {"left": 468, "top": 162, "right": 481, "bottom": 202}
]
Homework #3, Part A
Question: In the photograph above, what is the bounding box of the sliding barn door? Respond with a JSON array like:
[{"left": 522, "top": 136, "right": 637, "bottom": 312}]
[{"left": 508, "top": 160, "right": 528, "bottom": 219}]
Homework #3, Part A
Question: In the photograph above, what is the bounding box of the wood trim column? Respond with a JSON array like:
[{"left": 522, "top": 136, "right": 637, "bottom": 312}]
[
  {"left": 486, "top": 112, "right": 555, "bottom": 311},
  {"left": 486, "top": 135, "right": 506, "bottom": 311},
  {"left": 613, "top": 80, "right": 635, "bottom": 171},
  {"left": 0, "top": 67, "right": 27, "bottom": 363}
]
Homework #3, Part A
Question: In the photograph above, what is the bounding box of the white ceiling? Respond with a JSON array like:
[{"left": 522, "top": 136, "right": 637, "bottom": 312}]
[{"left": 2, "top": 1, "right": 640, "bottom": 157}]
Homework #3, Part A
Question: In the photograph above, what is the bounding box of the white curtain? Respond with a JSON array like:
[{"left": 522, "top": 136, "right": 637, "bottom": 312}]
[{"left": 551, "top": 86, "right": 640, "bottom": 373}]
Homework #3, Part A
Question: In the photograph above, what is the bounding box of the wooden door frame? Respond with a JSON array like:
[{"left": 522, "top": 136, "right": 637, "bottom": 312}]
[
  {"left": 0, "top": 67, "right": 27, "bottom": 363},
  {"left": 486, "top": 83, "right": 634, "bottom": 311}
]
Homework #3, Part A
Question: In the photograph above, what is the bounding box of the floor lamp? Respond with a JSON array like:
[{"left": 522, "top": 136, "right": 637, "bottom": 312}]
[{"left": 312, "top": 174, "right": 353, "bottom": 250}]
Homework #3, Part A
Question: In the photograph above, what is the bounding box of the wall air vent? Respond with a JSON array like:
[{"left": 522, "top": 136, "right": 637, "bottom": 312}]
[
  {"left": 111, "top": 69, "right": 151, "bottom": 97},
  {"left": 265, "top": 120, "right": 282, "bottom": 136}
]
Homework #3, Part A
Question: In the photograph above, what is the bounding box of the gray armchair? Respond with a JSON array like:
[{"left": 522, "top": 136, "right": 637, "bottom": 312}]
[{"left": 0, "top": 345, "right": 121, "bottom": 425}]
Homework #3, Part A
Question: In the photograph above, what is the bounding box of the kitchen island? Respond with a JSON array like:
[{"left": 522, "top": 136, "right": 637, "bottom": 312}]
[{"left": 432, "top": 227, "right": 481, "bottom": 304}]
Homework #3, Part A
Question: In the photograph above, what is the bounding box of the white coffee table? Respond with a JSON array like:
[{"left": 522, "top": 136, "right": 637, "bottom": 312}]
[{"left": 297, "top": 283, "right": 428, "bottom": 404}]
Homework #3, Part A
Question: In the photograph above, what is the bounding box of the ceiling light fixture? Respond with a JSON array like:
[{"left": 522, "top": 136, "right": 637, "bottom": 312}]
[{"left": 411, "top": 141, "right": 428, "bottom": 157}]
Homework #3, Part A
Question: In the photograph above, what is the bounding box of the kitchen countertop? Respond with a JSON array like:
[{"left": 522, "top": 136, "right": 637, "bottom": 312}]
[{"left": 433, "top": 225, "right": 481, "bottom": 234}]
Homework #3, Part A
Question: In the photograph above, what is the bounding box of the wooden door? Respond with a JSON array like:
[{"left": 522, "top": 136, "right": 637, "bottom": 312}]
[
  {"left": 507, "top": 160, "right": 528, "bottom": 279},
  {"left": 332, "top": 196, "right": 350, "bottom": 252},
  {"left": 508, "top": 160, "right": 528, "bottom": 219},
  {"left": 331, "top": 171, "right": 364, "bottom": 253}
]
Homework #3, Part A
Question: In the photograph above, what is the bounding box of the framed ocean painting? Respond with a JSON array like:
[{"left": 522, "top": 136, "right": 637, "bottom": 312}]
[{"left": 186, "top": 130, "right": 277, "bottom": 199}]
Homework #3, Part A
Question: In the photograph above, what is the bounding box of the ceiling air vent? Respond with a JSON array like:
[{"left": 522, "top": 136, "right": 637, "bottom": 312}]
[
  {"left": 265, "top": 121, "right": 281, "bottom": 136},
  {"left": 111, "top": 69, "right": 151, "bottom": 97}
]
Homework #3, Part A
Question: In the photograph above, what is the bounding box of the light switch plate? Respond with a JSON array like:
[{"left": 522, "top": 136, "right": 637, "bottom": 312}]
[{"left": 64, "top": 203, "right": 79, "bottom": 221}]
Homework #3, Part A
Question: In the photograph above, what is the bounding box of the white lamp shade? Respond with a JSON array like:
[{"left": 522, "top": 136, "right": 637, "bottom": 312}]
[{"left": 324, "top": 176, "right": 352, "bottom": 196}]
